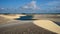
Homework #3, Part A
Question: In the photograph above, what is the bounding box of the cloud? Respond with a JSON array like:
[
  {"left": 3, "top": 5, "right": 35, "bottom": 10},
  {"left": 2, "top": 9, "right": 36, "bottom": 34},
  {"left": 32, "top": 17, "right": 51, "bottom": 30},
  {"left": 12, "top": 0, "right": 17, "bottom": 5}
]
[
  {"left": 0, "top": 0, "right": 60, "bottom": 13},
  {"left": 0, "top": 8, "right": 4, "bottom": 10},
  {"left": 21, "top": 1, "right": 40, "bottom": 10},
  {"left": 39, "top": 1, "right": 60, "bottom": 13},
  {"left": 18, "top": 0, "right": 60, "bottom": 13}
]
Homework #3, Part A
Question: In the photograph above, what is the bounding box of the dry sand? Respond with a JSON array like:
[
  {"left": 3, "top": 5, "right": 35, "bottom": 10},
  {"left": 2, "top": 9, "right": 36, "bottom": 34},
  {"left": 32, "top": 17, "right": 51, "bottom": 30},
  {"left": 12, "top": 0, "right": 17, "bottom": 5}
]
[
  {"left": 0, "top": 20, "right": 57, "bottom": 34},
  {"left": 0, "top": 14, "right": 26, "bottom": 20},
  {"left": 0, "top": 16, "right": 11, "bottom": 24},
  {"left": 0, "top": 14, "right": 26, "bottom": 24},
  {"left": 33, "top": 20, "right": 60, "bottom": 34}
]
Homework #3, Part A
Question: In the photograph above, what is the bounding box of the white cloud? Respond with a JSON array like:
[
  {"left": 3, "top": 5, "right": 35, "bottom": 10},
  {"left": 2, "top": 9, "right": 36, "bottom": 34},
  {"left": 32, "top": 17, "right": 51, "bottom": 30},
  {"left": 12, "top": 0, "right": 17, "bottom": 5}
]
[
  {"left": 21, "top": 0, "right": 40, "bottom": 10},
  {"left": 1, "top": 8, "right": 4, "bottom": 9},
  {"left": 23, "top": 6, "right": 29, "bottom": 9}
]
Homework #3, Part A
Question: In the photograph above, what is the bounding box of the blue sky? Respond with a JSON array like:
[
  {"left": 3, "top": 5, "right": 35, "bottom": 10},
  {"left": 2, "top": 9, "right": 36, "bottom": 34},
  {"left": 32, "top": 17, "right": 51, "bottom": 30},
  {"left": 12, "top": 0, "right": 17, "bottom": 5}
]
[
  {"left": 0, "top": 0, "right": 60, "bottom": 13},
  {"left": 0, "top": 0, "right": 59, "bottom": 8}
]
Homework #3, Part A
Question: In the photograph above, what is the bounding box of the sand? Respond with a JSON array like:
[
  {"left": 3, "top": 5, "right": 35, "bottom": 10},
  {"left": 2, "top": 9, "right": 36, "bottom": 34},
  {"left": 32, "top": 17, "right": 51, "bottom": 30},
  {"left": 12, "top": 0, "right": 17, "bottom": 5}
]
[
  {"left": 0, "top": 20, "right": 57, "bottom": 34},
  {"left": 0, "top": 14, "right": 26, "bottom": 20},
  {"left": 0, "top": 14, "right": 60, "bottom": 34},
  {"left": 0, "top": 16, "right": 11, "bottom": 24},
  {"left": 33, "top": 20, "right": 60, "bottom": 34}
]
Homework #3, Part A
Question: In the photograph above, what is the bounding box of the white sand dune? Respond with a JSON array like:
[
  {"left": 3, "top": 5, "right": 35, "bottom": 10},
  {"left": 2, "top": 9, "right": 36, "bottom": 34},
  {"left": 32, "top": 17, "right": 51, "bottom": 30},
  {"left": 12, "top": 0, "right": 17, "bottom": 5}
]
[
  {"left": 33, "top": 20, "right": 60, "bottom": 34},
  {"left": 0, "top": 14, "right": 26, "bottom": 20}
]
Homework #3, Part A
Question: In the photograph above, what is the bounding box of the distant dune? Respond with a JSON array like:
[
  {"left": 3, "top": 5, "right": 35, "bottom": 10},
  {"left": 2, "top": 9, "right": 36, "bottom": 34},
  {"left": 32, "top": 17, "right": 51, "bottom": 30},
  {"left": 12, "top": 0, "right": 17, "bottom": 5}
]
[{"left": 0, "top": 14, "right": 26, "bottom": 20}]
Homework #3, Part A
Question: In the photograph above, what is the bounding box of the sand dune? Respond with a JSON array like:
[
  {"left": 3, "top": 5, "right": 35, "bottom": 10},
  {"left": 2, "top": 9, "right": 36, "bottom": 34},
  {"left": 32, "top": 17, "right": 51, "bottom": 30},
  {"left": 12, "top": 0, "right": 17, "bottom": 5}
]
[
  {"left": 0, "top": 14, "right": 26, "bottom": 20},
  {"left": 33, "top": 20, "right": 60, "bottom": 34},
  {"left": 0, "top": 20, "right": 57, "bottom": 34},
  {"left": 0, "top": 14, "right": 60, "bottom": 34}
]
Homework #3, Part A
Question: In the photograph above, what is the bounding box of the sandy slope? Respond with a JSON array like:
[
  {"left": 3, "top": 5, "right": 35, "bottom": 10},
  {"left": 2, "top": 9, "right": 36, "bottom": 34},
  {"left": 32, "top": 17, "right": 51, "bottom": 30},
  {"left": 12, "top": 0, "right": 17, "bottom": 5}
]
[
  {"left": 0, "top": 14, "right": 26, "bottom": 24},
  {"left": 33, "top": 20, "right": 60, "bottom": 34},
  {"left": 0, "top": 14, "right": 26, "bottom": 20},
  {"left": 0, "top": 20, "right": 57, "bottom": 34},
  {"left": 0, "top": 16, "right": 11, "bottom": 24}
]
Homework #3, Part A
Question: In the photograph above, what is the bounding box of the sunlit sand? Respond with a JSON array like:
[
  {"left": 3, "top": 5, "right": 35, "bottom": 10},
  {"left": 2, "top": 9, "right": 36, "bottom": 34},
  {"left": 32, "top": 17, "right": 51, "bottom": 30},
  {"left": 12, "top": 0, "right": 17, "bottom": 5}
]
[
  {"left": 33, "top": 20, "right": 60, "bottom": 34},
  {"left": 0, "top": 14, "right": 26, "bottom": 20},
  {"left": 0, "top": 14, "right": 26, "bottom": 24}
]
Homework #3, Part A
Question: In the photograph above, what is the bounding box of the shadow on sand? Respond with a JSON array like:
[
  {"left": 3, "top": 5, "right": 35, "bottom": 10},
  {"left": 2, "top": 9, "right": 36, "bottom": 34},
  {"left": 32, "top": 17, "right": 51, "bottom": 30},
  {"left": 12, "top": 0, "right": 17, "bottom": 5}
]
[{"left": 53, "top": 21, "right": 60, "bottom": 26}]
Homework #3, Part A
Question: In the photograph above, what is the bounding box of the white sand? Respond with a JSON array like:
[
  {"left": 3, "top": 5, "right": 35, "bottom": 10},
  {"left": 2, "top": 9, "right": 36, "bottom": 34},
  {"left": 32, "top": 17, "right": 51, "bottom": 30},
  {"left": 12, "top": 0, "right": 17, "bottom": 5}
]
[
  {"left": 0, "top": 14, "right": 26, "bottom": 20},
  {"left": 33, "top": 20, "right": 60, "bottom": 34}
]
